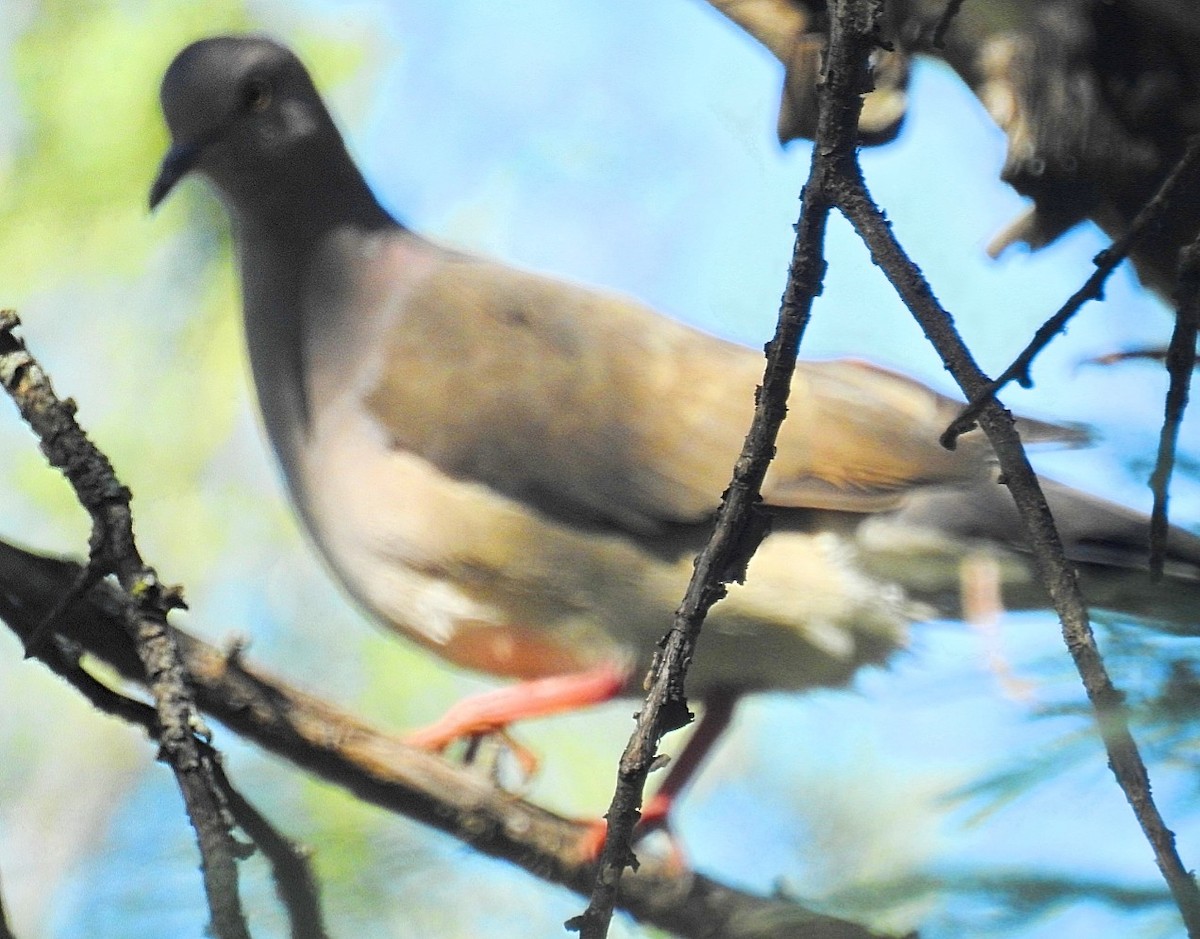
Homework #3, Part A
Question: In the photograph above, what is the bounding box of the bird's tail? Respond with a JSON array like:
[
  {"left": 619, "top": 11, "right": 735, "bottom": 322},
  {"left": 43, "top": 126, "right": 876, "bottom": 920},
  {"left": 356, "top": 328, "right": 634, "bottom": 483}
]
[{"left": 861, "top": 472, "right": 1200, "bottom": 631}]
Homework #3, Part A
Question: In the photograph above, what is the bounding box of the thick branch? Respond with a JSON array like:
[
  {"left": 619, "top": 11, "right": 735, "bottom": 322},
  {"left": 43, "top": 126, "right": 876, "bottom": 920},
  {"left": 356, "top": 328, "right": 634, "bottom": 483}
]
[{"left": 0, "top": 538, "right": 898, "bottom": 939}]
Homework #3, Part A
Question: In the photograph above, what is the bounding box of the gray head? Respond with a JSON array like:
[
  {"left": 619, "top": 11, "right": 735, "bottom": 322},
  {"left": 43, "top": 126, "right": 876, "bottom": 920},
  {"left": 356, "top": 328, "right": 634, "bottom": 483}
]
[{"left": 150, "top": 36, "right": 392, "bottom": 237}]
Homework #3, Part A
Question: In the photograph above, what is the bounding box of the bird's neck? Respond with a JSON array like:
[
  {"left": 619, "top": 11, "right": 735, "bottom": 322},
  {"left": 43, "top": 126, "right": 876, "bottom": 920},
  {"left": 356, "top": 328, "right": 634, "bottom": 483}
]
[
  {"left": 228, "top": 161, "right": 396, "bottom": 248},
  {"left": 225, "top": 131, "right": 411, "bottom": 489},
  {"left": 237, "top": 230, "right": 311, "bottom": 489},
  {"left": 235, "top": 206, "right": 406, "bottom": 493}
]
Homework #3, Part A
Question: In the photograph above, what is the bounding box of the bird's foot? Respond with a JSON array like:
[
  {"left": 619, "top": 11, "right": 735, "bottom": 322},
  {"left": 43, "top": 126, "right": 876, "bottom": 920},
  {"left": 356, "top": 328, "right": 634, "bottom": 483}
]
[
  {"left": 577, "top": 692, "right": 738, "bottom": 867},
  {"left": 577, "top": 790, "right": 688, "bottom": 871},
  {"left": 457, "top": 728, "right": 542, "bottom": 787},
  {"left": 404, "top": 661, "right": 627, "bottom": 752}
]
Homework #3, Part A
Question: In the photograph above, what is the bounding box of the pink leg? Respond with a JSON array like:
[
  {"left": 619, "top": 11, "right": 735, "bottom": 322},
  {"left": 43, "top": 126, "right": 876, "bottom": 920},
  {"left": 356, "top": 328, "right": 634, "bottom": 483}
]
[
  {"left": 404, "top": 661, "right": 628, "bottom": 750},
  {"left": 579, "top": 691, "right": 739, "bottom": 861},
  {"left": 640, "top": 691, "right": 737, "bottom": 832}
]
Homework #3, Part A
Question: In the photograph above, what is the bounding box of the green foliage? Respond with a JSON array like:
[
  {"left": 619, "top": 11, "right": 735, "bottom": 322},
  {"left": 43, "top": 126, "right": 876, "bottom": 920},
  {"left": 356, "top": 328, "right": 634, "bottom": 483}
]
[{"left": 2, "top": 2, "right": 253, "bottom": 287}]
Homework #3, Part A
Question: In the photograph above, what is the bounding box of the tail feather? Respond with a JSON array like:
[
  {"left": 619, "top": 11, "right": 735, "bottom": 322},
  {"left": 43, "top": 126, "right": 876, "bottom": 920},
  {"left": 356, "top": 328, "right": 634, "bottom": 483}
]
[{"left": 866, "top": 471, "right": 1200, "bottom": 629}]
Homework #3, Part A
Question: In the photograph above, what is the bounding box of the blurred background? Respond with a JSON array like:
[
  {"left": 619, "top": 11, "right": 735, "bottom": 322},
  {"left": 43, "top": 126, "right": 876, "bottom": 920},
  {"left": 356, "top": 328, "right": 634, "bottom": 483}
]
[{"left": 1, "top": 1, "right": 1199, "bottom": 937}]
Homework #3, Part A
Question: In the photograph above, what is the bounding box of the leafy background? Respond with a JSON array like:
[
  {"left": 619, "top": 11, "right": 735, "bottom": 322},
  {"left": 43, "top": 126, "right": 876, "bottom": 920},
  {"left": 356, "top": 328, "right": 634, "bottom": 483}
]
[{"left": 1, "top": 1, "right": 1198, "bottom": 936}]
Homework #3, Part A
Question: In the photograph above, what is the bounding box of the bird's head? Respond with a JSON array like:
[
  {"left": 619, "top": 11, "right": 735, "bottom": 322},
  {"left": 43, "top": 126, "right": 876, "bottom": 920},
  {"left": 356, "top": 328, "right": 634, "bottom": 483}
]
[{"left": 149, "top": 36, "right": 333, "bottom": 216}]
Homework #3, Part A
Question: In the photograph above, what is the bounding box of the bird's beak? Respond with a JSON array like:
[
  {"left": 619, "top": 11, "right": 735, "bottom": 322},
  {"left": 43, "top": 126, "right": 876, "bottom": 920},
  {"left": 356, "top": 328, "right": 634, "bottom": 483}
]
[{"left": 149, "top": 139, "right": 203, "bottom": 210}]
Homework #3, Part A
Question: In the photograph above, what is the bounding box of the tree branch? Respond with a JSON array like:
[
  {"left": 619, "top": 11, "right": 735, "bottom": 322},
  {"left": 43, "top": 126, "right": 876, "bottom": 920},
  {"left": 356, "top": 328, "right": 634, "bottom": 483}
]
[
  {"left": 0, "top": 309, "right": 251, "bottom": 939},
  {"left": 831, "top": 98, "right": 1200, "bottom": 939},
  {"left": 574, "top": 1, "right": 886, "bottom": 936},
  {"left": 28, "top": 636, "right": 329, "bottom": 939},
  {"left": 1149, "top": 234, "right": 1200, "bottom": 577},
  {"left": 0, "top": 538, "right": 896, "bottom": 939},
  {"left": 942, "top": 135, "right": 1200, "bottom": 447},
  {"left": 701, "top": 0, "right": 1200, "bottom": 934},
  {"left": 209, "top": 759, "right": 330, "bottom": 939}
]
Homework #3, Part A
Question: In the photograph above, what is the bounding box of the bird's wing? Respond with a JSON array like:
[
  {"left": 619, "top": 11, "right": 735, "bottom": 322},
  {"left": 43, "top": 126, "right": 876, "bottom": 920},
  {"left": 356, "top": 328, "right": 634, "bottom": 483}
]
[
  {"left": 357, "top": 243, "right": 1079, "bottom": 533},
  {"left": 762, "top": 359, "right": 1086, "bottom": 512}
]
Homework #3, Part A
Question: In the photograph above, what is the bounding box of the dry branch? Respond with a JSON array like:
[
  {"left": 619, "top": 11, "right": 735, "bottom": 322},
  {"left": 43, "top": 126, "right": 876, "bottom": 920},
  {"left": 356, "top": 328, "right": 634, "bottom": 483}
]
[
  {"left": 711, "top": 0, "right": 1200, "bottom": 297},
  {"left": 839, "top": 179, "right": 1200, "bottom": 935},
  {"left": 1150, "top": 236, "right": 1200, "bottom": 576},
  {"left": 576, "top": 0, "right": 891, "bottom": 936},
  {"left": 0, "top": 309, "right": 251, "bottom": 939},
  {"left": 0, "top": 309, "right": 894, "bottom": 938},
  {"left": 0, "top": 538, "right": 896, "bottom": 939},
  {"left": 942, "top": 135, "right": 1200, "bottom": 447},
  {"left": 702, "top": 0, "right": 1200, "bottom": 934}
]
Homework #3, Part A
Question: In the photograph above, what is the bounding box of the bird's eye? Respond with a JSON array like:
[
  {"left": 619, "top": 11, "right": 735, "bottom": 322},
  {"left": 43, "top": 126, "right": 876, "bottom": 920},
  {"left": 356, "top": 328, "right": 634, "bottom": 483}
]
[{"left": 242, "top": 78, "right": 272, "bottom": 113}]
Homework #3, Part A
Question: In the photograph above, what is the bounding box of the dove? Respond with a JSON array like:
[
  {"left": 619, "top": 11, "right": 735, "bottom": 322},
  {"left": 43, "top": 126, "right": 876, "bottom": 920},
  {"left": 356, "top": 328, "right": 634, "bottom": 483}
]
[{"left": 149, "top": 35, "right": 1200, "bottom": 825}]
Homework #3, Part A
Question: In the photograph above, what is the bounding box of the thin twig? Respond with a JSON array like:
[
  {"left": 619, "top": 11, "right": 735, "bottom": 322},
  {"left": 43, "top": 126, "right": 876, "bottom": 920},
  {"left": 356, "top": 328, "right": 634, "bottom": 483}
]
[
  {"left": 0, "top": 310, "right": 250, "bottom": 939},
  {"left": 0, "top": 538, "right": 896, "bottom": 939},
  {"left": 29, "top": 636, "right": 328, "bottom": 939},
  {"left": 571, "top": 2, "right": 885, "bottom": 937},
  {"left": 835, "top": 144, "right": 1200, "bottom": 938},
  {"left": 37, "top": 635, "right": 160, "bottom": 727},
  {"left": 943, "top": 135, "right": 1200, "bottom": 448},
  {"left": 209, "top": 761, "right": 330, "bottom": 939},
  {"left": 1149, "top": 237, "right": 1200, "bottom": 577}
]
